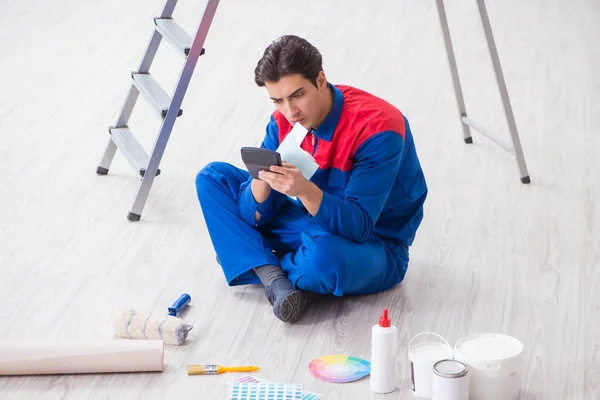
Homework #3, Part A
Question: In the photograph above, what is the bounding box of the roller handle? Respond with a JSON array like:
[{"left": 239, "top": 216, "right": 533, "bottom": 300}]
[{"left": 167, "top": 293, "right": 191, "bottom": 317}]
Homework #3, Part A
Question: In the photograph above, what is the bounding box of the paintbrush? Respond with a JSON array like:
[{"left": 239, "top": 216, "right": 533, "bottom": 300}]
[{"left": 187, "top": 365, "right": 260, "bottom": 375}]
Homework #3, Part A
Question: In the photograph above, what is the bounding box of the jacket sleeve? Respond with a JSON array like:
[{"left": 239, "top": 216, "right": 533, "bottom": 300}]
[
  {"left": 310, "top": 131, "right": 404, "bottom": 242},
  {"left": 238, "top": 115, "right": 288, "bottom": 227}
]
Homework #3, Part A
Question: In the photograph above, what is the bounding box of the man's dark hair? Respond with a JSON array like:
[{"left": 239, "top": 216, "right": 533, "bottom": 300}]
[{"left": 254, "top": 35, "right": 323, "bottom": 88}]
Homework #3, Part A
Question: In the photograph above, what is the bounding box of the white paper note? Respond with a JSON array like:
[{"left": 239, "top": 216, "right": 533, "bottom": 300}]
[
  {"left": 290, "top": 122, "right": 309, "bottom": 144},
  {"left": 276, "top": 124, "right": 319, "bottom": 180}
]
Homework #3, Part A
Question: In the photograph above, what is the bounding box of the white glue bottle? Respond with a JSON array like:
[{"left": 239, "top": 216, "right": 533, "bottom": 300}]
[{"left": 369, "top": 308, "right": 397, "bottom": 393}]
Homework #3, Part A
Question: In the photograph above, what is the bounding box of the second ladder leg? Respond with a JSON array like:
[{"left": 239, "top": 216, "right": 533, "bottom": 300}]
[
  {"left": 436, "top": 0, "right": 472, "bottom": 143},
  {"left": 477, "top": 0, "right": 530, "bottom": 183}
]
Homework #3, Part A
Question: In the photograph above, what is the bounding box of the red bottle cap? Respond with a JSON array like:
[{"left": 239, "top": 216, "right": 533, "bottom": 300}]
[{"left": 379, "top": 308, "right": 391, "bottom": 328}]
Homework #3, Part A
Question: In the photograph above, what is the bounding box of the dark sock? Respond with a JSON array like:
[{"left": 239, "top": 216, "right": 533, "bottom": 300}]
[{"left": 254, "top": 264, "right": 288, "bottom": 287}]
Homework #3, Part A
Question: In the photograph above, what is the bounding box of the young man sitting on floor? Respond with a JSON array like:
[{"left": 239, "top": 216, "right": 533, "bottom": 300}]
[{"left": 196, "top": 35, "right": 427, "bottom": 323}]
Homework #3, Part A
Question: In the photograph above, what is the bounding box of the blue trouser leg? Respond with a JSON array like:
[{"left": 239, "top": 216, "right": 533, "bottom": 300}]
[
  {"left": 282, "top": 234, "right": 408, "bottom": 296},
  {"left": 260, "top": 203, "right": 409, "bottom": 296},
  {"left": 195, "top": 162, "right": 279, "bottom": 285},
  {"left": 196, "top": 162, "right": 409, "bottom": 295}
]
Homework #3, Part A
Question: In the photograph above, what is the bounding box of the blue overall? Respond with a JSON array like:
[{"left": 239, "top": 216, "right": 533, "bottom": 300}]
[{"left": 196, "top": 84, "right": 427, "bottom": 296}]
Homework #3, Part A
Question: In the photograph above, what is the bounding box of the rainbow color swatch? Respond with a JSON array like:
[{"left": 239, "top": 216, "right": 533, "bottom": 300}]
[{"left": 309, "top": 354, "right": 371, "bottom": 383}]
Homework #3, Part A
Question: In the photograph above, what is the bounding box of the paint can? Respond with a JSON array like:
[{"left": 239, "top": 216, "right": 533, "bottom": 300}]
[
  {"left": 408, "top": 332, "right": 453, "bottom": 399},
  {"left": 453, "top": 333, "right": 524, "bottom": 400},
  {"left": 432, "top": 359, "right": 469, "bottom": 400}
]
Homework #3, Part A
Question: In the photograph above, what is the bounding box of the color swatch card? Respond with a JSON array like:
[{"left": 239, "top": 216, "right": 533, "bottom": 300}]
[
  {"left": 227, "top": 376, "right": 323, "bottom": 400},
  {"left": 297, "top": 392, "right": 322, "bottom": 400},
  {"left": 257, "top": 379, "right": 322, "bottom": 400},
  {"left": 309, "top": 354, "right": 371, "bottom": 383},
  {"left": 229, "top": 382, "right": 303, "bottom": 400},
  {"left": 227, "top": 375, "right": 260, "bottom": 385}
]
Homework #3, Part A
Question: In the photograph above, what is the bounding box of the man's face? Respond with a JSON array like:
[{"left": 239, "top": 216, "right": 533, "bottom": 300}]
[{"left": 264, "top": 71, "right": 330, "bottom": 130}]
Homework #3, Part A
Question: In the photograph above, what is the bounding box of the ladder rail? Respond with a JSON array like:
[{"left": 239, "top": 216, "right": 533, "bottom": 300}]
[
  {"left": 476, "top": 0, "right": 529, "bottom": 181},
  {"left": 129, "top": 0, "right": 220, "bottom": 220},
  {"left": 97, "top": 0, "right": 180, "bottom": 174},
  {"left": 97, "top": 0, "right": 221, "bottom": 221},
  {"left": 141, "top": 0, "right": 178, "bottom": 69},
  {"left": 436, "top": 0, "right": 530, "bottom": 183},
  {"left": 435, "top": 0, "right": 472, "bottom": 143},
  {"left": 117, "top": 0, "right": 178, "bottom": 123},
  {"left": 96, "top": 85, "right": 140, "bottom": 173}
]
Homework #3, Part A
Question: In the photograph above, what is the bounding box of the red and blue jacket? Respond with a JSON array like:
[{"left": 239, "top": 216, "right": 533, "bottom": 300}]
[{"left": 238, "top": 84, "right": 427, "bottom": 246}]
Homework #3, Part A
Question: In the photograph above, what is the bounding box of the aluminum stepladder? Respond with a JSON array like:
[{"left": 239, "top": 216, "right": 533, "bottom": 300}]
[
  {"left": 435, "top": 0, "right": 531, "bottom": 184},
  {"left": 96, "top": 0, "right": 220, "bottom": 221}
]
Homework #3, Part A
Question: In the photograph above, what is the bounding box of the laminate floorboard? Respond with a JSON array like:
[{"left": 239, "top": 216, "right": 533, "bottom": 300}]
[{"left": 0, "top": 0, "right": 598, "bottom": 398}]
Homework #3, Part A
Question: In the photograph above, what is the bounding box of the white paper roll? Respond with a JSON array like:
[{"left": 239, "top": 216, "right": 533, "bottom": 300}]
[{"left": 0, "top": 340, "right": 164, "bottom": 375}]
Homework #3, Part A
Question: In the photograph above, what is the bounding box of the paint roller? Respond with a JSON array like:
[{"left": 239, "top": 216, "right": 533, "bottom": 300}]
[{"left": 113, "top": 293, "right": 193, "bottom": 346}]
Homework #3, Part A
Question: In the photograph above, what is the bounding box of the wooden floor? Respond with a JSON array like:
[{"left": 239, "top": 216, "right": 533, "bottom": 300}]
[{"left": 1, "top": 0, "right": 598, "bottom": 398}]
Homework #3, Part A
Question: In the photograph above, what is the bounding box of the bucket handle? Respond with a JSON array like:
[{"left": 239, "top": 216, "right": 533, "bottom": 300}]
[
  {"left": 486, "top": 363, "right": 501, "bottom": 371},
  {"left": 409, "top": 332, "right": 451, "bottom": 351}
]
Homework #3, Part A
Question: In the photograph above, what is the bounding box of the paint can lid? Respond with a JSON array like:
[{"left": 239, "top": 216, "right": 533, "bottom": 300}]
[
  {"left": 454, "top": 333, "right": 524, "bottom": 362},
  {"left": 409, "top": 342, "right": 454, "bottom": 361},
  {"left": 433, "top": 359, "right": 468, "bottom": 378}
]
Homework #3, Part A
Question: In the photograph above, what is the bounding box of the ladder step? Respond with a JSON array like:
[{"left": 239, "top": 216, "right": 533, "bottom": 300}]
[
  {"left": 110, "top": 127, "right": 161, "bottom": 177},
  {"left": 155, "top": 18, "right": 191, "bottom": 57},
  {"left": 154, "top": 18, "right": 206, "bottom": 58},
  {"left": 132, "top": 73, "right": 182, "bottom": 119}
]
